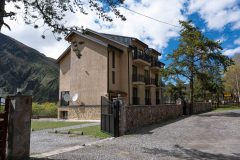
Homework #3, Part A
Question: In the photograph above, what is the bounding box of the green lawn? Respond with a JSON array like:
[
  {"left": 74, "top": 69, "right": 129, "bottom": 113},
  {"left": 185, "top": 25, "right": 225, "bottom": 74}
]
[
  {"left": 213, "top": 105, "right": 240, "bottom": 112},
  {"left": 31, "top": 121, "right": 91, "bottom": 131},
  {"left": 69, "top": 125, "right": 111, "bottom": 139}
]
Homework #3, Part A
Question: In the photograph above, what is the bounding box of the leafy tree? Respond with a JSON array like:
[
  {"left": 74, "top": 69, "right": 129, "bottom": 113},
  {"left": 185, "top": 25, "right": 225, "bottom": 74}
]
[
  {"left": 164, "top": 79, "right": 186, "bottom": 103},
  {"left": 0, "top": 0, "right": 126, "bottom": 39},
  {"left": 166, "top": 21, "right": 233, "bottom": 107},
  {"left": 224, "top": 54, "right": 240, "bottom": 102}
]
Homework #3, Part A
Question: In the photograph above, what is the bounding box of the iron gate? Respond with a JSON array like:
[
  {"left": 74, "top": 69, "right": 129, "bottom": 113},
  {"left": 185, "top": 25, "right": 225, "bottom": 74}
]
[
  {"left": 0, "top": 97, "right": 10, "bottom": 160},
  {"left": 101, "top": 96, "right": 119, "bottom": 137}
]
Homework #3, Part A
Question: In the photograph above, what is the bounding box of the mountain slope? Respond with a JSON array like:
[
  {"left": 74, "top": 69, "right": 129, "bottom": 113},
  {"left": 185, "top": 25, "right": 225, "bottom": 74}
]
[{"left": 0, "top": 33, "right": 59, "bottom": 102}]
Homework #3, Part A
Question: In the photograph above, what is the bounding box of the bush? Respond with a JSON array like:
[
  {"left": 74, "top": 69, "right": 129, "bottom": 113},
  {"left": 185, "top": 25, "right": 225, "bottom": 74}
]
[{"left": 32, "top": 102, "right": 57, "bottom": 117}]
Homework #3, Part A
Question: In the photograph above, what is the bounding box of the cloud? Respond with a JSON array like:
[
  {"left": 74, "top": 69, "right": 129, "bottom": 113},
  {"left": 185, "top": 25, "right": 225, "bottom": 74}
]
[
  {"left": 188, "top": 0, "right": 240, "bottom": 30},
  {"left": 223, "top": 47, "right": 240, "bottom": 56},
  {"left": 3, "top": 0, "right": 187, "bottom": 59},
  {"left": 234, "top": 38, "right": 240, "bottom": 45},
  {"left": 216, "top": 36, "right": 227, "bottom": 43}
]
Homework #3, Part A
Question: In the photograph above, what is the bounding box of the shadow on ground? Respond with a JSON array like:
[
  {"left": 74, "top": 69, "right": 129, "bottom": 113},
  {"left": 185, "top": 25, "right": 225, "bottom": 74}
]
[
  {"left": 142, "top": 145, "right": 240, "bottom": 160},
  {"left": 30, "top": 158, "right": 66, "bottom": 160},
  {"left": 126, "top": 116, "right": 190, "bottom": 135},
  {"left": 198, "top": 112, "right": 240, "bottom": 118}
]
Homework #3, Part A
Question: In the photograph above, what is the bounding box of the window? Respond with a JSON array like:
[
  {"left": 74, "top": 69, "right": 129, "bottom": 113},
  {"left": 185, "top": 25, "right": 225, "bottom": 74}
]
[
  {"left": 112, "top": 71, "right": 115, "bottom": 84},
  {"left": 60, "top": 91, "right": 70, "bottom": 106},
  {"left": 112, "top": 51, "right": 115, "bottom": 68},
  {"left": 144, "top": 70, "right": 149, "bottom": 83}
]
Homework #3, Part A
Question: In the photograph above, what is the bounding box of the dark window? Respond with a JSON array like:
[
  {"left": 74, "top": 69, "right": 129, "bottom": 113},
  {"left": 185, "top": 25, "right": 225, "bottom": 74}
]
[
  {"left": 133, "top": 87, "right": 139, "bottom": 105},
  {"left": 132, "top": 65, "right": 137, "bottom": 75},
  {"left": 155, "top": 73, "right": 159, "bottom": 86},
  {"left": 156, "top": 90, "right": 160, "bottom": 104},
  {"left": 144, "top": 70, "right": 149, "bottom": 83},
  {"left": 60, "top": 91, "right": 70, "bottom": 106},
  {"left": 112, "top": 51, "right": 115, "bottom": 68},
  {"left": 112, "top": 71, "right": 115, "bottom": 84}
]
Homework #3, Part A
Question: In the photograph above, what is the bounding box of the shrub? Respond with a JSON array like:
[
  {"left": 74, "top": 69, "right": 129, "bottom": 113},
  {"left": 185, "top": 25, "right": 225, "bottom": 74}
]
[{"left": 32, "top": 102, "right": 57, "bottom": 117}]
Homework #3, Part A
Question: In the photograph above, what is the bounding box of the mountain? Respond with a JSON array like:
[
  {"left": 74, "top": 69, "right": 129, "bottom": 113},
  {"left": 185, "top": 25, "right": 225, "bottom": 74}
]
[{"left": 0, "top": 33, "right": 59, "bottom": 102}]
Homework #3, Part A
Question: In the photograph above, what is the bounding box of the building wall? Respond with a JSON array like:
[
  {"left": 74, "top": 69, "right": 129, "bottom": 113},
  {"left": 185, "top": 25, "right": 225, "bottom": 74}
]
[
  {"left": 70, "top": 35, "right": 108, "bottom": 105},
  {"left": 58, "top": 106, "right": 100, "bottom": 120},
  {"left": 59, "top": 52, "right": 71, "bottom": 99}
]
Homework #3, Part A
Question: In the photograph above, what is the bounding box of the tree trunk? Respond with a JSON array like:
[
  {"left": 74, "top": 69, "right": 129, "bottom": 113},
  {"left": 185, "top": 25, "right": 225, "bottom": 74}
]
[
  {"left": 0, "top": 0, "right": 5, "bottom": 31},
  {"left": 190, "top": 76, "right": 194, "bottom": 114}
]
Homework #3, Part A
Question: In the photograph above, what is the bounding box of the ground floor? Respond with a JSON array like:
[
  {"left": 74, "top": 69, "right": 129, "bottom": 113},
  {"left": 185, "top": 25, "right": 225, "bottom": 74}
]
[{"left": 31, "top": 109, "right": 240, "bottom": 160}]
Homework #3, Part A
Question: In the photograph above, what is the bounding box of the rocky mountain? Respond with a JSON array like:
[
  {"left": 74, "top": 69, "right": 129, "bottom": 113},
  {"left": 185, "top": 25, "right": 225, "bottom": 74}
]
[{"left": 0, "top": 33, "right": 59, "bottom": 102}]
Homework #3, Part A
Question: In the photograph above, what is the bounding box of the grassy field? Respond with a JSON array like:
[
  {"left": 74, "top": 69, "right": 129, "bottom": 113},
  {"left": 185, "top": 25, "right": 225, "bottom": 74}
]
[
  {"left": 69, "top": 125, "right": 111, "bottom": 139},
  {"left": 213, "top": 105, "right": 240, "bottom": 112},
  {"left": 31, "top": 121, "right": 91, "bottom": 131}
]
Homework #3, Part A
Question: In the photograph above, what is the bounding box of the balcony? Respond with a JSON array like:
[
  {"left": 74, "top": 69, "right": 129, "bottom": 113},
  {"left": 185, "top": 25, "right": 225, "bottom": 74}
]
[
  {"left": 132, "top": 97, "right": 139, "bottom": 105},
  {"left": 132, "top": 74, "right": 145, "bottom": 85},
  {"left": 132, "top": 51, "right": 151, "bottom": 66},
  {"left": 145, "top": 98, "right": 151, "bottom": 105},
  {"left": 151, "top": 61, "right": 164, "bottom": 72},
  {"left": 145, "top": 78, "right": 156, "bottom": 87}
]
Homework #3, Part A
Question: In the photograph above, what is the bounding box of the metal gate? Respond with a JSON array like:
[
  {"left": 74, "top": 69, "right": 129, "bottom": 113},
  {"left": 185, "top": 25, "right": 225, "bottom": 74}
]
[
  {"left": 0, "top": 97, "right": 10, "bottom": 160},
  {"left": 101, "top": 96, "right": 119, "bottom": 137}
]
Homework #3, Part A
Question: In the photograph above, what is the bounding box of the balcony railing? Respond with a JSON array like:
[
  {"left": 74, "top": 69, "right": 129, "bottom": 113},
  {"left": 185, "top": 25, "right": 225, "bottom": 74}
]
[
  {"left": 133, "top": 51, "right": 152, "bottom": 62},
  {"left": 132, "top": 97, "right": 139, "bottom": 105},
  {"left": 151, "top": 61, "right": 163, "bottom": 68},
  {"left": 145, "top": 78, "right": 156, "bottom": 85},
  {"left": 145, "top": 98, "right": 151, "bottom": 105},
  {"left": 132, "top": 74, "right": 145, "bottom": 82}
]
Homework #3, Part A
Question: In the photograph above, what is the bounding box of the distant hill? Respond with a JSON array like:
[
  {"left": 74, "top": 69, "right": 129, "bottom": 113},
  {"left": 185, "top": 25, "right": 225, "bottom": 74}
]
[{"left": 0, "top": 33, "right": 59, "bottom": 102}]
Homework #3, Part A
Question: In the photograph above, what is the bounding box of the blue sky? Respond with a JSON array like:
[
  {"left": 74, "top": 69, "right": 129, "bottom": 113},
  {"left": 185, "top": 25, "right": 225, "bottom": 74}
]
[{"left": 3, "top": 0, "right": 240, "bottom": 62}]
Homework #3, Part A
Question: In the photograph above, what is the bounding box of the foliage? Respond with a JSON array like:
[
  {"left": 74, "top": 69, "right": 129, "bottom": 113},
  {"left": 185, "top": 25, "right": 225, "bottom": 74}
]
[
  {"left": 223, "top": 54, "right": 240, "bottom": 102},
  {"left": 0, "top": 0, "right": 125, "bottom": 39},
  {"left": 166, "top": 21, "right": 233, "bottom": 104},
  {"left": 164, "top": 79, "right": 186, "bottom": 103},
  {"left": 31, "top": 120, "right": 90, "bottom": 131},
  {"left": 70, "top": 125, "right": 111, "bottom": 139},
  {"left": 32, "top": 102, "right": 57, "bottom": 117}
]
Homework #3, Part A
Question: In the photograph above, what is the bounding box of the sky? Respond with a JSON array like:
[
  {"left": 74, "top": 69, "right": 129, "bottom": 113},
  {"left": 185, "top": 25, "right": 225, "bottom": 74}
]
[{"left": 2, "top": 0, "right": 240, "bottom": 66}]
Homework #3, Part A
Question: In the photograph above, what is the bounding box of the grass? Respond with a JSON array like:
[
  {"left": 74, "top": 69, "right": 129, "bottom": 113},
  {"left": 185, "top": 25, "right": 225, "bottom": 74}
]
[
  {"left": 213, "top": 105, "right": 240, "bottom": 112},
  {"left": 69, "top": 125, "right": 111, "bottom": 139},
  {"left": 31, "top": 121, "right": 91, "bottom": 131}
]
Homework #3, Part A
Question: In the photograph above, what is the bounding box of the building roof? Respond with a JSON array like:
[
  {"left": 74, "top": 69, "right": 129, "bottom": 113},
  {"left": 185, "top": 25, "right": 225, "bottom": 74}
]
[{"left": 56, "top": 46, "right": 71, "bottom": 63}]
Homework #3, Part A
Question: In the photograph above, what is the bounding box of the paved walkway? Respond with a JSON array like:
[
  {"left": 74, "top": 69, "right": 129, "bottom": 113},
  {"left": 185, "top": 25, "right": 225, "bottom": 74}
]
[
  {"left": 46, "top": 110, "right": 240, "bottom": 160},
  {"left": 30, "top": 123, "right": 100, "bottom": 155}
]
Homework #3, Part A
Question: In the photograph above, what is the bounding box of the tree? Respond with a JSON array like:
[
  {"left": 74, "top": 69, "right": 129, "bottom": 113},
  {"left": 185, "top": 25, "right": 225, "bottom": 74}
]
[
  {"left": 224, "top": 54, "right": 240, "bottom": 103},
  {"left": 166, "top": 21, "right": 233, "bottom": 107},
  {"left": 0, "top": 0, "right": 126, "bottom": 39}
]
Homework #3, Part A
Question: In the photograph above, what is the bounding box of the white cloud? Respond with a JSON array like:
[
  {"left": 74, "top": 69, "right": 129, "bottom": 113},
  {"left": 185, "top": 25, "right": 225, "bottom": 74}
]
[
  {"left": 216, "top": 36, "right": 227, "bottom": 43},
  {"left": 2, "top": 0, "right": 187, "bottom": 59},
  {"left": 188, "top": 0, "right": 240, "bottom": 30},
  {"left": 223, "top": 47, "right": 240, "bottom": 56},
  {"left": 234, "top": 38, "right": 240, "bottom": 45}
]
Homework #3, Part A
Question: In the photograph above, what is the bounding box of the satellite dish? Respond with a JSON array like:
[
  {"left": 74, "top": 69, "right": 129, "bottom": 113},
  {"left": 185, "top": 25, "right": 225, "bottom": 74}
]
[
  {"left": 63, "top": 93, "right": 71, "bottom": 102},
  {"left": 72, "top": 94, "right": 79, "bottom": 102}
]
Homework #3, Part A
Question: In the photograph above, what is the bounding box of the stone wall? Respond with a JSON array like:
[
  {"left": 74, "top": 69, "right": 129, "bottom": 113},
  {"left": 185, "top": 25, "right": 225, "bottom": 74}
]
[
  {"left": 58, "top": 105, "right": 101, "bottom": 120},
  {"left": 119, "top": 104, "right": 183, "bottom": 135},
  {"left": 192, "top": 102, "right": 212, "bottom": 114}
]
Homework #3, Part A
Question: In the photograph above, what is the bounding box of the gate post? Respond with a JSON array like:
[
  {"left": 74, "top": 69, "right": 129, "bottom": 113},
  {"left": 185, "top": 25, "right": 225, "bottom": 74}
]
[{"left": 7, "top": 95, "right": 32, "bottom": 160}]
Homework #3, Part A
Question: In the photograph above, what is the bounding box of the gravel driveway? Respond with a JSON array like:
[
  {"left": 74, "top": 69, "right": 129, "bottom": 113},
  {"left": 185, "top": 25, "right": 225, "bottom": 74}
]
[{"left": 47, "top": 110, "right": 240, "bottom": 160}]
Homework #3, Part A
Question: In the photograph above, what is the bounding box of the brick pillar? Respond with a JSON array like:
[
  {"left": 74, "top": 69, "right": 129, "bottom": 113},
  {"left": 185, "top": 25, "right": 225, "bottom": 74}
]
[{"left": 8, "top": 95, "right": 32, "bottom": 160}]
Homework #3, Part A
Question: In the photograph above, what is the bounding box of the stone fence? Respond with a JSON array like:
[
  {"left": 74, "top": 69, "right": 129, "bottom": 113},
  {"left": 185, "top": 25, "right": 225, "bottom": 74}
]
[
  {"left": 119, "top": 104, "right": 183, "bottom": 135},
  {"left": 192, "top": 102, "right": 212, "bottom": 114}
]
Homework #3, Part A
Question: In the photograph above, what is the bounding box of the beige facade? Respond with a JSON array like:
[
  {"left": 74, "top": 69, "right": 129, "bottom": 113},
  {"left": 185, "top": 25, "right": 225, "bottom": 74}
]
[{"left": 57, "top": 29, "right": 164, "bottom": 119}]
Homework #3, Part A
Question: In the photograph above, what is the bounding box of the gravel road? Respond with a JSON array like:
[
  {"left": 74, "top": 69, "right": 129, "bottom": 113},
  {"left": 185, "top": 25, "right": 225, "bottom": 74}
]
[{"left": 48, "top": 110, "right": 240, "bottom": 160}]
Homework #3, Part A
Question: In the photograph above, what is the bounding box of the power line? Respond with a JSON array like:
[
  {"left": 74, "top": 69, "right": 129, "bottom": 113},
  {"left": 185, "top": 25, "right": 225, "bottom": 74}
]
[{"left": 120, "top": 5, "right": 180, "bottom": 28}]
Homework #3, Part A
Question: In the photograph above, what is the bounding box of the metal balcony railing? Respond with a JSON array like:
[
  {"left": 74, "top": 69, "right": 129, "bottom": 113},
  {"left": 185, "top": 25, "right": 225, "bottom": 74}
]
[
  {"left": 151, "top": 61, "right": 163, "bottom": 68},
  {"left": 145, "top": 78, "right": 156, "bottom": 85},
  {"left": 133, "top": 51, "right": 152, "bottom": 63},
  {"left": 132, "top": 74, "right": 145, "bottom": 82}
]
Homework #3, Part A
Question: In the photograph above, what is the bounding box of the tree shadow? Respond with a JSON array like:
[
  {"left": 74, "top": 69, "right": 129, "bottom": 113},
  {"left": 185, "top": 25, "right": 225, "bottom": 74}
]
[
  {"left": 198, "top": 112, "right": 240, "bottom": 118},
  {"left": 29, "top": 157, "right": 66, "bottom": 160},
  {"left": 125, "top": 116, "right": 190, "bottom": 135},
  {"left": 142, "top": 145, "right": 240, "bottom": 160}
]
